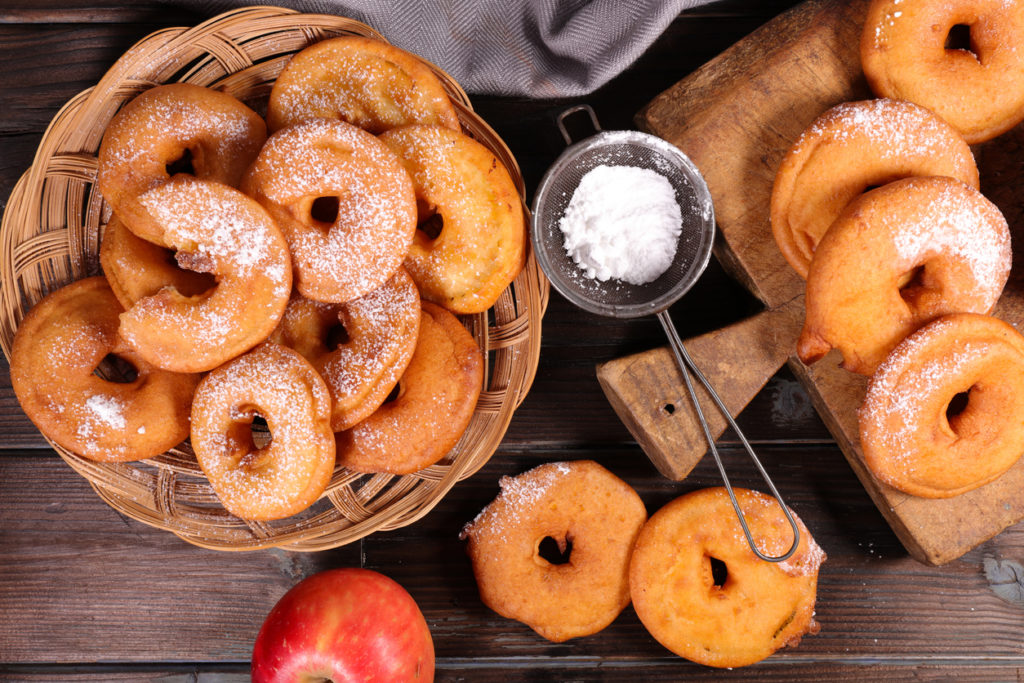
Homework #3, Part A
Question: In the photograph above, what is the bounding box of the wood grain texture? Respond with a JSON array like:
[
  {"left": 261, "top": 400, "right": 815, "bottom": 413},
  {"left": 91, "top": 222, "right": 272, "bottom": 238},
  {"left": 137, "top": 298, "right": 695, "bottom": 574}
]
[
  {"left": 5, "top": 0, "right": 1024, "bottom": 678},
  {"left": 596, "top": 297, "right": 803, "bottom": 479},
  {"left": 6, "top": 445, "right": 1024, "bottom": 669}
]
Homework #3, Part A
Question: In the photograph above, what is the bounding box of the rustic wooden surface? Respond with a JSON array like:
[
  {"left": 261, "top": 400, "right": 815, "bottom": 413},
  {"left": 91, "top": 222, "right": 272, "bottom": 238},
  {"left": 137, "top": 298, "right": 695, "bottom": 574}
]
[
  {"left": 2, "top": 0, "right": 1024, "bottom": 680},
  {"left": 635, "top": 0, "right": 1024, "bottom": 566}
]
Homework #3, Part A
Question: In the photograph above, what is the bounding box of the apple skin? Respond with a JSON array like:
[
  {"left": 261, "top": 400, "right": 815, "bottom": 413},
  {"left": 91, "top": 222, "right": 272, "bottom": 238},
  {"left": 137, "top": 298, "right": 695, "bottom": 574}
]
[{"left": 251, "top": 568, "right": 435, "bottom": 683}]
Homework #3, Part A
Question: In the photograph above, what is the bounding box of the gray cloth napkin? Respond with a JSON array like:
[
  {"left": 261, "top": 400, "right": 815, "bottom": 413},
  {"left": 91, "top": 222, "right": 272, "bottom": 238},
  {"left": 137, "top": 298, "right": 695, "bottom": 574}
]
[{"left": 172, "top": 0, "right": 715, "bottom": 97}]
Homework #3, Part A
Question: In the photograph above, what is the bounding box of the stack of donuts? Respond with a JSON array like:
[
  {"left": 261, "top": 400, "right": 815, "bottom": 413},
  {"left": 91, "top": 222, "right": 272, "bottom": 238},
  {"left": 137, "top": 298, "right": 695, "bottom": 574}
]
[
  {"left": 9, "top": 36, "right": 527, "bottom": 521},
  {"left": 770, "top": 0, "right": 1024, "bottom": 499}
]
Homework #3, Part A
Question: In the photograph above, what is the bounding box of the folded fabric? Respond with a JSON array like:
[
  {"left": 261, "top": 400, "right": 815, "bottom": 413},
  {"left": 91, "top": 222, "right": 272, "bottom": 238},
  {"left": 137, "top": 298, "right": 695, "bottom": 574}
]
[{"left": 167, "top": 0, "right": 715, "bottom": 97}]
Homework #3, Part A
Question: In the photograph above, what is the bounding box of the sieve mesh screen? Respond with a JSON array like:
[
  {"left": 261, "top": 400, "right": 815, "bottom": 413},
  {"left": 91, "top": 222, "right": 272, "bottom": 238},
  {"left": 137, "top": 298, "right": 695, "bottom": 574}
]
[{"left": 531, "top": 130, "right": 715, "bottom": 318}]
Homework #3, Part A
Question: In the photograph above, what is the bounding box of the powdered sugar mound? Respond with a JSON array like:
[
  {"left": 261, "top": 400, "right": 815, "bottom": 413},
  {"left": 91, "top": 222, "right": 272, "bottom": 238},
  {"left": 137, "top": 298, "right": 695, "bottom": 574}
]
[{"left": 558, "top": 165, "right": 682, "bottom": 284}]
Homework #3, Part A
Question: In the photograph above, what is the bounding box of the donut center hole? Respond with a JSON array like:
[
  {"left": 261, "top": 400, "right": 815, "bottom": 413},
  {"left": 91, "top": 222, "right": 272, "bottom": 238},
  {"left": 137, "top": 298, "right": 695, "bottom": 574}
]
[
  {"left": 538, "top": 535, "right": 572, "bottom": 565},
  {"left": 165, "top": 147, "right": 196, "bottom": 177},
  {"left": 708, "top": 555, "right": 728, "bottom": 588},
  {"left": 945, "top": 23, "right": 976, "bottom": 58},
  {"left": 93, "top": 353, "right": 139, "bottom": 383},
  {"left": 250, "top": 414, "right": 272, "bottom": 450},
  {"left": 325, "top": 321, "right": 350, "bottom": 351},
  {"left": 945, "top": 388, "right": 974, "bottom": 434},
  {"left": 310, "top": 196, "right": 340, "bottom": 226},
  {"left": 418, "top": 212, "right": 444, "bottom": 241},
  {"left": 897, "top": 264, "right": 928, "bottom": 303},
  {"left": 227, "top": 406, "right": 273, "bottom": 468}
]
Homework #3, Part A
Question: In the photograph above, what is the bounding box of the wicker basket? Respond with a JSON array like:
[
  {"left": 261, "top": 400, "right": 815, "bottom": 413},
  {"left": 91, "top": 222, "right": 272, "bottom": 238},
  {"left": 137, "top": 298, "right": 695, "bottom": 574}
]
[{"left": 0, "top": 6, "right": 548, "bottom": 551}]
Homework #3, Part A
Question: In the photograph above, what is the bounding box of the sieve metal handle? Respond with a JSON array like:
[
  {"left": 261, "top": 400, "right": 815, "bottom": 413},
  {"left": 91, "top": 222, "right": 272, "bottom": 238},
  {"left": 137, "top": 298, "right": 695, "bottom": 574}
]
[
  {"left": 656, "top": 310, "right": 800, "bottom": 563},
  {"left": 556, "top": 104, "right": 602, "bottom": 146}
]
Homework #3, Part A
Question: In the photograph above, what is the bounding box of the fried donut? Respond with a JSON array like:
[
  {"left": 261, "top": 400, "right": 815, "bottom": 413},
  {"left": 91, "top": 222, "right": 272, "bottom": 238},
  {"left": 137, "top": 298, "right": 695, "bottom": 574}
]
[
  {"left": 190, "top": 343, "right": 335, "bottom": 521},
  {"left": 241, "top": 119, "right": 417, "bottom": 303},
  {"left": 379, "top": 125, "right": 526, "bottom": 314},
  {"left": 860, "top": 313, "right": 1024, "bottom": 498},
  {"left": 97, "top": 83, "right": 266, "bottom": 243},
  {"left": 798, "top": 176, "right": 1010, "bottom": 376},
  {"left": 266, "top": 36, "right": 460, "bottom": 134},
  {"left": 771, "top": 98, "right": 979, "bottom": 278},
  {"left": 99, "top": 215, "right": 215, "bottom": 309},
  {"left": 118, "top": 176, "right": 292, "bottom": 373},
  {"left": 460, "top": 460, "right": 647, "bottom": 643},
  {"left": 335, "top": 302, "right": 483, "bottom": 474},
  {"left": 10, "top": 277, "right": 199, "bottom": 462},
  {"left": 629, "top": 487, "right": 825, "bottom": 668},
  {"left": 861, "top": 0, "right": 1024, "bottom": 144},
  {"left": 268, "top": 267, "right": 421, "bottom": 431}
]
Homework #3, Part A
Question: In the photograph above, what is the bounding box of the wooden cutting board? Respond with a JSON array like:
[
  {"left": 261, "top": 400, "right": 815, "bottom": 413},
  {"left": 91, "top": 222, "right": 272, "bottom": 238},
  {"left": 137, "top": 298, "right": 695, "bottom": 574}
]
[{"left": 597, "top": 0, "right": 1024, "bottom": 565}]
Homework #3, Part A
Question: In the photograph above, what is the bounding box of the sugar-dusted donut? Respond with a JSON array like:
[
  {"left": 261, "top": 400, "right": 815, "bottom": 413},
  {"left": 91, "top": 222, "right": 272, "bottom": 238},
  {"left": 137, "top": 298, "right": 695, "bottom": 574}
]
[
  {"left": 266, "top": 36, "right": 460, "bottom": 134},
  {"left": 379, "top": 125, "right": 526, "bottom": 314},
  {"left": 860, "top": 313, "right": 1024, "bottom": 498},
  {"left": 190, "top": 343, "right": 336, "bottom": 521},
  {"left": 117, "top": 176, "right": 292, "bottom": 373},
  {"left": 460, "top": 460, "right": 648, "bottom": 643},
  {"left": 99, "top": 215, "right": 215, "bottom": 309},
  {"left": 268, "top": 267, "right": 421, "bottom": 431},
  {"left": 10, "top": 277, "right": 199, "bottom": 462},
  {"left": 97, "top": 83, "right": 266, "bottom": 243},
  {"left": 798, "top": 176, "right": 1010, "bottom": 376},
  {"left": 241, "top": 119, "right": 417, "bottom": 303},
  {"left": 771, "top": 98, "right": 979, "bottom": 278},
  {"left": 629, "top": 487, "right": 825, "bottom": 668},
  {"left": 335, "top": 302, "right": 483, "bottom": 474},
  {"left": 861, "top": 0, "right": 1024, "bottom": 144}
]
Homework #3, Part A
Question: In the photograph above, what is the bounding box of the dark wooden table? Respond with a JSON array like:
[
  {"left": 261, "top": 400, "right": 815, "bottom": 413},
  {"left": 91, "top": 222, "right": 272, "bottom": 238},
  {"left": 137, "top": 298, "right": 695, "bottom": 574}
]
[{"left": 3, "top": 1, "right": 1024, "bottom": 680}]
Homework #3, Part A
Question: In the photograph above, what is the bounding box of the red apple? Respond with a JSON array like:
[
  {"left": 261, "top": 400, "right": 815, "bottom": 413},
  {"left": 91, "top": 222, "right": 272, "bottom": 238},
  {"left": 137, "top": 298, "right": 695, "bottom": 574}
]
[{"left": 251, "top": 568, "right": 435, "bottom": 682}]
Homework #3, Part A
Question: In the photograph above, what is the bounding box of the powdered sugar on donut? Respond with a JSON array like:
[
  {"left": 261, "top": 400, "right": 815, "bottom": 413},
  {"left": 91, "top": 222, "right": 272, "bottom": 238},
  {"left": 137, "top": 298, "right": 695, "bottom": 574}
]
[
  {"left": 887, "top": 179, "right": 1010, "bottom": 297},
  {"left": 460, "top": 461, "right": 572, "bottom": 541},
  {"left": 789, "top": 99, "right": 962, "bottom": 161},
  {"left": 861, "top": 319, "right": 986, "bottom": 460},
  {"left": 191, "top": 344, "right": 334, "bottom": 519},
  {"left": 245, "top": 119, "right": 416, "bottom": 302}
]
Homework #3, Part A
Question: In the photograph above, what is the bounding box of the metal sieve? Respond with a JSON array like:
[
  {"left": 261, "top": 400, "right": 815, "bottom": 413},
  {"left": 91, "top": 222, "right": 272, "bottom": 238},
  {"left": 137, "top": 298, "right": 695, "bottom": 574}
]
[{"left": 531, "top": 105, "right": 799, "bottom": 562}]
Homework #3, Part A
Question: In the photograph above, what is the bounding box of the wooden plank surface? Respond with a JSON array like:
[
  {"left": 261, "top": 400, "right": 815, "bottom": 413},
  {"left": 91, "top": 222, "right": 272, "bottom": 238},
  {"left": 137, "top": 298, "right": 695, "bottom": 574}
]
[
  {"left": 632, "top": 0, "right": 1024, "bottom": 565},
  {"left": 4, "top": 0, "right": 1024, "bottom": 679}
]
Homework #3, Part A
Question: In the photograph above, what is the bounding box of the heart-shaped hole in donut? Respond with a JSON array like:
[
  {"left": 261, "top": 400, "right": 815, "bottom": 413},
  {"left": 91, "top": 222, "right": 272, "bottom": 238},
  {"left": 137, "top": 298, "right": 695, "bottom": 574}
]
[
  {"left": 310, "top": 195, "right": 340, "bottom": 227},
  {"left": 93, "top": 353, "right": 139, "bottom": 384},
  {"left": 165, "top": 147, "right": 197, "bottom": 178},
  {"left": 945, "top": 23, "right": 977, "bottom": 60},
  {"left": 538, "top": 535, "right": 573, "bottom": 565}
]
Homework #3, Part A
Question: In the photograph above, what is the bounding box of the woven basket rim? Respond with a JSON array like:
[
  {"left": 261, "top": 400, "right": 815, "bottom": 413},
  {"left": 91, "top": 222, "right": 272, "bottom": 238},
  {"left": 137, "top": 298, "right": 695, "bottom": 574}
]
[{"left": 0, "top": 6, "right": 549, "bottom": 551}]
